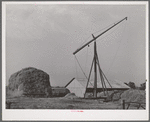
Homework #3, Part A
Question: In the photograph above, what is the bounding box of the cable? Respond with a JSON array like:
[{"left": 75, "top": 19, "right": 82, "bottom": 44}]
[
  {"left": 77, "top": 18, "right": 124, "bottom": 51},
  {"left": 96, "top": 20, "right": 126, "bottom": 43},
  {"left": 77, "top": 35, "right": 92, "bottom": 51},
  {"left": 106, "top": 21, "right": 127, "bottom": 75},
  {"left": 85, "top": 46, "right": 89, "bottom": 74},
  {"left": 74, "top": 56, "right": 78, "bottom": 79},
  {"left": 74, "top": 55, "right": 93, "bottom": 87},
  {"left": 74, "top": 55, "right": 88, "bottom": 79},
  {"left": 93, "top": 19, "right": 119, "bottom": 36}
]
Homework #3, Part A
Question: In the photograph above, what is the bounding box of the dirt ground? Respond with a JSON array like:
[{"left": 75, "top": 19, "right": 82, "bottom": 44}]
[
  {"left": 6, "top": 96, "right": 119, "bottom": 109},
  {"left": 6, "top": 89, "right": 146, "bottom": 109},
  {"left": 6, "top": 96, "right": 145, "bottom": 109}
]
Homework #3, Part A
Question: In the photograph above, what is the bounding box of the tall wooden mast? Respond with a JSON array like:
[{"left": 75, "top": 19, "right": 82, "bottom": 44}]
[
  {"left": 93, "top": 36, "right": 97, "bottom": 98},
  {"left": 73, "top": 17, "right": 127, "bottom": 98}
]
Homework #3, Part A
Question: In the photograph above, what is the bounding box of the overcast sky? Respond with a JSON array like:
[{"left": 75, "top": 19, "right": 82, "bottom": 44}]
[{"left": 6, "top": 3, "right": 147, "bottom": 87}]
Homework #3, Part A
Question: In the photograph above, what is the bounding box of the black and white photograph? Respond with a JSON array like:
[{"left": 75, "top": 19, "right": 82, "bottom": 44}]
[{"left": 2, "top": 1, "right": 149, "bottom": 121}]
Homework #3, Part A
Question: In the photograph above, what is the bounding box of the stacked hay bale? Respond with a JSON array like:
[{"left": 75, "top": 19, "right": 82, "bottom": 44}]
[{"left": 7, "top": 67, "right": 52, "bottom": 97}]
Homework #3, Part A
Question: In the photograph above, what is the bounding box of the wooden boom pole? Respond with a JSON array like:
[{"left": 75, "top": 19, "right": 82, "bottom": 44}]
[{"left": 73, "top": 17, "right": 127, "bottom": 55}]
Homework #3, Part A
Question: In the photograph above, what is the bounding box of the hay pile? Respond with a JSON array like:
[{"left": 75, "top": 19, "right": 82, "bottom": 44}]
[
  {"left": 64, "top": 93, "right": 78, "bottom": 99},
  {"left": 121, "top": 89, "right": 146, "bottom": 103},
  {"left": 98, "top": 91, "right": 114, "bottom": 97},
  {"left": 7, "top": 67, "right": 52, "bottom": 97},
  {"left": 84, "top": 93, "right": 94, "bottom": 98},
  {"left": 98, "top": 90, "right": 123, "bottom": 101}
]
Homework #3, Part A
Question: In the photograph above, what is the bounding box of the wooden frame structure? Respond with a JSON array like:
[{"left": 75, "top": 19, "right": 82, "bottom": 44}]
[{"left": 73, "top": 17, "right": 127, "bottom": 98}]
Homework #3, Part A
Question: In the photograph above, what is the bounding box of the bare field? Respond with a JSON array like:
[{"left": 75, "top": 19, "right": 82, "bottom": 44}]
[
  {"left": 6, "top": 89, "right": 146, "bottom": 109},
  {"left": 6, "top": 96, "right": 123, "bottom": 109},
  {"left": 6, "top": 96, "right": 135, "bottom": 109}
]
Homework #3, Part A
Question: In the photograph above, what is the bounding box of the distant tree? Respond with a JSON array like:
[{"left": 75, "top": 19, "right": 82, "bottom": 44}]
[
  {"left": 128, "top": 82, "right": 136, "bottom": 89},
  {"left": 140, "top": 82, "right": 146, "bottom": 90}
]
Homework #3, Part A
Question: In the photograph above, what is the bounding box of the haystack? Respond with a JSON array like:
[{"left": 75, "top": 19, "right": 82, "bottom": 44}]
[
  {"left": 121, "top": 89, "right": 145, "bottom": 103},
  {"left": 7, "top": 67, "right": 52, "bottom": 97}
]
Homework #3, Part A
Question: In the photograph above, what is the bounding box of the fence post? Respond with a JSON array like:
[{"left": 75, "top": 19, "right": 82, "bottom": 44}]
[
  {"left": 137, "top": 103, "right": 141, "bottom": 109},
  {"left": 6, "top": 101, "right": 11, "bottom": 109},
  {"left": 122, "top": 100, "right": 125, "bottom": 109}
]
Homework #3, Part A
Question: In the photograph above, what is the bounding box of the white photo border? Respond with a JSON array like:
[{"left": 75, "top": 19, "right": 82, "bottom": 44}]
[{"left": 2, "top": 1, "right": 149, "bottom": 121}]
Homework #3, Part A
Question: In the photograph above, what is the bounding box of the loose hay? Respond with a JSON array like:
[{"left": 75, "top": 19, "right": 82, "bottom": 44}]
[
  {"left": 121, "top": 89, "right": 145, "bottom": 103},
  {"left": 64, "top": 93, "right": 78, "bottom": 99},
  {"left": 98, "top": 90, "right": 124, "bottom": 101}
]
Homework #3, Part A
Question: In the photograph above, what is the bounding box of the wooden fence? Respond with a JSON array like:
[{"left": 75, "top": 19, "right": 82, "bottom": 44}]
[{"left": 122, "top": 100, "right": 145, "bottom": 109}]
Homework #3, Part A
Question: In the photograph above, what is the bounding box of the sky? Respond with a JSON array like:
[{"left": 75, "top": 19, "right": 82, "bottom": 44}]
[{"left": 6, "top": 3, "right": 147, "bottom": 87}]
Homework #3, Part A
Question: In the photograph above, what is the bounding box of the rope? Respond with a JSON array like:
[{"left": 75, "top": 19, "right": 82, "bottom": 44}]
[
  {"left": 74, "top": 56, "right": 78, "bottom": 79},
  {"left": 96, "top": 20, "right": 126, "bottom": 43},
  {"left": 77, "top": 35, "right": 92, "bottom": 51},
  {"left": 93, "top": 19, "right": 122, "bottom": 36},
  {"left": 74, "top": 55, "right": 93, "bottom": 87},
  {"left": 74, "top": 55, "right": 88, "bottom": 79},
  {"left": 85, "top": 46, "right": 89, "bottom": 74},
  {"left": 77, "top": 19, "right": 123, "bottom": 51},
  {"left": 106, "top": 21, "right": 127, "bottom": 75}
]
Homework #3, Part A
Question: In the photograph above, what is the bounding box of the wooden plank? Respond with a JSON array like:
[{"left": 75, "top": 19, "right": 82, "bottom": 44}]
[{"left": 65, "top": 78, "right": 75, "bottom": 87}]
